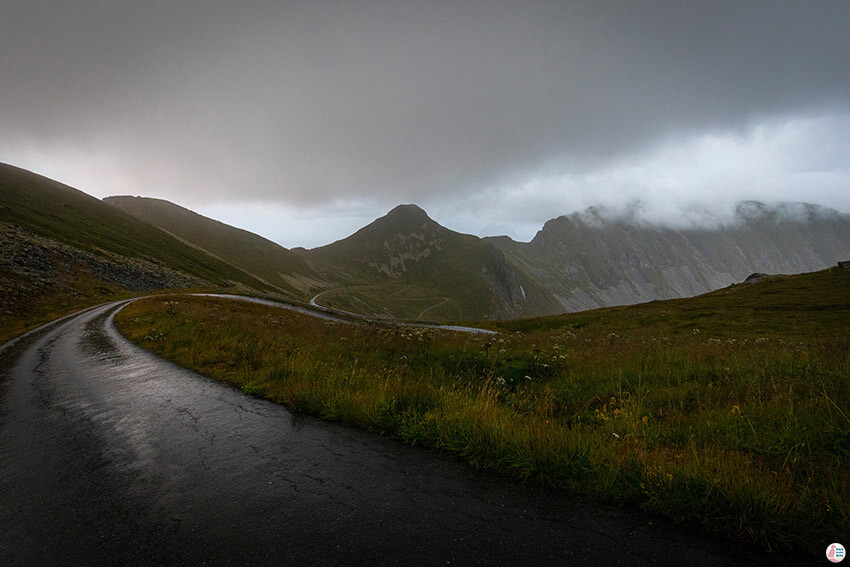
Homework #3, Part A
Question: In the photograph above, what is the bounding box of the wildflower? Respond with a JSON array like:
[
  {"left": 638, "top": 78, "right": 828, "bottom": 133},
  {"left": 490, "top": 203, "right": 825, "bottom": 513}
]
[{"left": 495, "top": 376, "right": 506, "bottom": 386}]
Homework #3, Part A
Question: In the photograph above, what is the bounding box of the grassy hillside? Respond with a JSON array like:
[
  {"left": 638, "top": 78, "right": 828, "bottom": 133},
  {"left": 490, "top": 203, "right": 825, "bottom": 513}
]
[
  {"left": 105, "top": 196, "right": 325, "bottom": 300},
  {"left": 0, "top": 163, "right": 271, "bottom": 290},
  {"left": 116, "top": 263, "right": 849, "bottom": 557},
  {"left": 494, "top": 262, "right": 850, "bottom": 335},
  {"left": 309, "top": 204, "right": 562, "bottom": 320},
  {"left": 0, "top": 163, "right": 278, "bottom": 343}
]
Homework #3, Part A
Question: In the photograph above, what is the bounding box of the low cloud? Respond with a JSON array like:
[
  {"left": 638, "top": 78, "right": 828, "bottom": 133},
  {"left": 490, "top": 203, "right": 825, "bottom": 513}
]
[{"left": 434, "top": 112, "right": 850, "bottom": 242}]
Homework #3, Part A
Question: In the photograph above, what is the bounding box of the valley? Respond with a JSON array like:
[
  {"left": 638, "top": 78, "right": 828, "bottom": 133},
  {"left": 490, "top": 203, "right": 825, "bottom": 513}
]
[
  {"left": 3, "top": 4, "right": 847, "bottom": 564},
  {"left": 1, "top": 161, "right": 848, "bottom": 561}
]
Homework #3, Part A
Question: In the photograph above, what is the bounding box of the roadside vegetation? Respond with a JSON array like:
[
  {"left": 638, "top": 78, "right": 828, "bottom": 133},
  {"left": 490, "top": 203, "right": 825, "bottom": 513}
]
[
  {"left": 114, "top": 265, "right": 850, "bottom": 556},
  {"left": 0, "top": 220, "right": 218, "bottom": 345}
]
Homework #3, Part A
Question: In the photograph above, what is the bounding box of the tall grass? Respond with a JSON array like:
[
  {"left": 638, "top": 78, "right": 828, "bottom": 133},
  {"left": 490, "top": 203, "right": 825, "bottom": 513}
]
[{"left": 115, "top": 288, "right": 849, "bottom": 556}]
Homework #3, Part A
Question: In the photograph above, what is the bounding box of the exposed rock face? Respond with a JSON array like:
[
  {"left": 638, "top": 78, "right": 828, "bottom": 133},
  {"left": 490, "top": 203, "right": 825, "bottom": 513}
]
[
  {"left": 0, "top": 222, "right": 207, "bottom": 318},
  {"left": 1, "top": 223, "right": 206, "bottom": 291},
  {"left": 743, "top": 273, "right": 769, "bottom": 284},
  {"left": 310, "top": 201, "right": 850, "bottom": 318},
  {"left": 488, "top": 202, "right": 850, "bottom": 313}
]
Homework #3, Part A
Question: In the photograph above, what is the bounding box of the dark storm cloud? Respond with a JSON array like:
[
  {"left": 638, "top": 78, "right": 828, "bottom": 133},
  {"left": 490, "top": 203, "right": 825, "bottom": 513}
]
[{"left": 1, "top": 1, "right": 849, "bottom": 219}]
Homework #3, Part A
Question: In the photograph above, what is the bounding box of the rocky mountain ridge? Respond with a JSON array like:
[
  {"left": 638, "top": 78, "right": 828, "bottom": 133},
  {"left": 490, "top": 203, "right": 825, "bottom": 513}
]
[
  {"left": 305, "top": 204, "right": 562, "bottom": 319},
  {"left": 3, "top": 162, "right": 849, "bottom": 321},
  {"left": 485, "top": 201, "right": 850, "bottom": 312}
]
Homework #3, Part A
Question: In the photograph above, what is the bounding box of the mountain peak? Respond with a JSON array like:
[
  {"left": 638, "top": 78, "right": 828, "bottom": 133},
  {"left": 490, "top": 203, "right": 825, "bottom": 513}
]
[{"left": 384, "top": 204, "right": 430, "bottom": 223}]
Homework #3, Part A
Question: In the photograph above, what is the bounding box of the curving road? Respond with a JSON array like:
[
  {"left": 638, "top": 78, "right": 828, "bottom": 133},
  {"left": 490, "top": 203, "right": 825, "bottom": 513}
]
[
  {"left": 303, "top": 291, "right": 492, "bottom": 334},
  {"left": 0, "top": 300, "right": 799, "bottom": 566},
  {"left": 309, "top": 288, "right": 338, "bottom": 308},
  {"left": 416, "top": 297, "right": 450, "bottom": 320}
]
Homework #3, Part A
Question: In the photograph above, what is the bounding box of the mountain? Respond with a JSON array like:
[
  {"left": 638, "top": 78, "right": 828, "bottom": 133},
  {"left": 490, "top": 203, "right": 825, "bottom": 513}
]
[
  {"left": 3, "top": 161, "right": 849, "bottom": 327},
  {"left": 104, "top": 196, "right": 325, "bottom": 300},
  {"left": 487, "top": 202, "right": 850, "bottom": 312},
  {"left": 494, "top": 260, "right": 850, "bottom": 336},
  {"left": 307, "top": 205, "right": 562, "bottom": 320},
  {"left": 0, "top": 163, "right": 281, "bottom": 290},
  {"left": 0, "top": 163, "right": 276, "bottom": 342}
]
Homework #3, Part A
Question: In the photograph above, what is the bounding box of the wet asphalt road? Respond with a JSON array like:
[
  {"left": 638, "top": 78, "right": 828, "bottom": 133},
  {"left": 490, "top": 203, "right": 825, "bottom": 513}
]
[{"left": 0, "top": 300, "right": 806, "bottom": 566}]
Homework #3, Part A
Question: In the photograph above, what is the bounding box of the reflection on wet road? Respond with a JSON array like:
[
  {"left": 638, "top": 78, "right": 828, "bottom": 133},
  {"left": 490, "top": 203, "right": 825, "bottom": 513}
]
[{"left": 0, "top": 301, "right": 794, "bottom": 565}]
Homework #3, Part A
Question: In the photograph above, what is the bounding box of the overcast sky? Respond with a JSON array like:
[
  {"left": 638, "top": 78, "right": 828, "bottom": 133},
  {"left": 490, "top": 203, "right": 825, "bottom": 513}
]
[{"left": 2, "top": 1, "right": 849, "bottom": 247}]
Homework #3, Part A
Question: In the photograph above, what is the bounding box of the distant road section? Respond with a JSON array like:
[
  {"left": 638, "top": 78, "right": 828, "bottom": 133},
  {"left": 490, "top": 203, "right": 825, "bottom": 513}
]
[
  {"left": 309, "top": 288, "right": 336, "bottom": 307},
  {"left": 301, "top": 291, "right": 492, "bottom": 334},
  {"left": 0, "top": 300, "right": 793, "bottom": 566},
  {"left": 417, "top": 296, "right": 450, "bottom": 320}
]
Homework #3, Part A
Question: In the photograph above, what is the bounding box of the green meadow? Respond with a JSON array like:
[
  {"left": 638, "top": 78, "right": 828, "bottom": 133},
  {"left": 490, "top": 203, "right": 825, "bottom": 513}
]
[{"left": 115, "top": 265, "right": 850, "bottom": 555}]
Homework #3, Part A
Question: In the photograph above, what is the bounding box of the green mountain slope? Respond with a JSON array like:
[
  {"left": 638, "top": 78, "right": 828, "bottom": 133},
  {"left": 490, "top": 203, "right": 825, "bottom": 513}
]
[
  {"left": 0, "top": 163, "right": 284, "bottom": 342},
  {"left": 0, "top": 163, "right": 271, "bottom": 290},
  {"left": 104, "top": 196, "right": 325, "bottom": 299},
  {"left": 308, "top": 205, "right": 562, "bottom": 320}
]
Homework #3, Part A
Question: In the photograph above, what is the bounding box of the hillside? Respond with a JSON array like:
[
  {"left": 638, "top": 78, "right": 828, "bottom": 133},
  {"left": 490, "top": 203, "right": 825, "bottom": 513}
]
[
  {"left": 307, "top": 205, "right": 562, "bottom": 320},
  {"left": 494, "top": 260, "right": 850, "bottom": 335},
  {"left": 0, "top": 163, "right": 272, "bottom": 342},
  {"left": 0, "top": 164, "right": 272, "bottom": 290},
  {"left": 488, "top": 202, "right": 850, "bottom": 312},
  {"left": 104, "top": 196, "right": 325, "bottom": 300}
]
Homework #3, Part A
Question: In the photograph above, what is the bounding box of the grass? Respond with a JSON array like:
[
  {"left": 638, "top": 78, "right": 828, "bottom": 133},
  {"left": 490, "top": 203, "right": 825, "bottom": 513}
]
[
  {"left": 0, "top": 272, "right": 128, "bottom": 345},
  {"left": 314, "top": 283, "right": 462, "bottom": 321},
  {"left": 0, "top": 163, "right": 272, "bottom": 290},
  {"left": 114, "top": 265, "right": 850, "bottom": 556},
  {"left": 103, "top": 196, "right": 318, "bottom": 300},
  {"left": 0, "top": 267, "right": 219, "bottom": 346}
]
